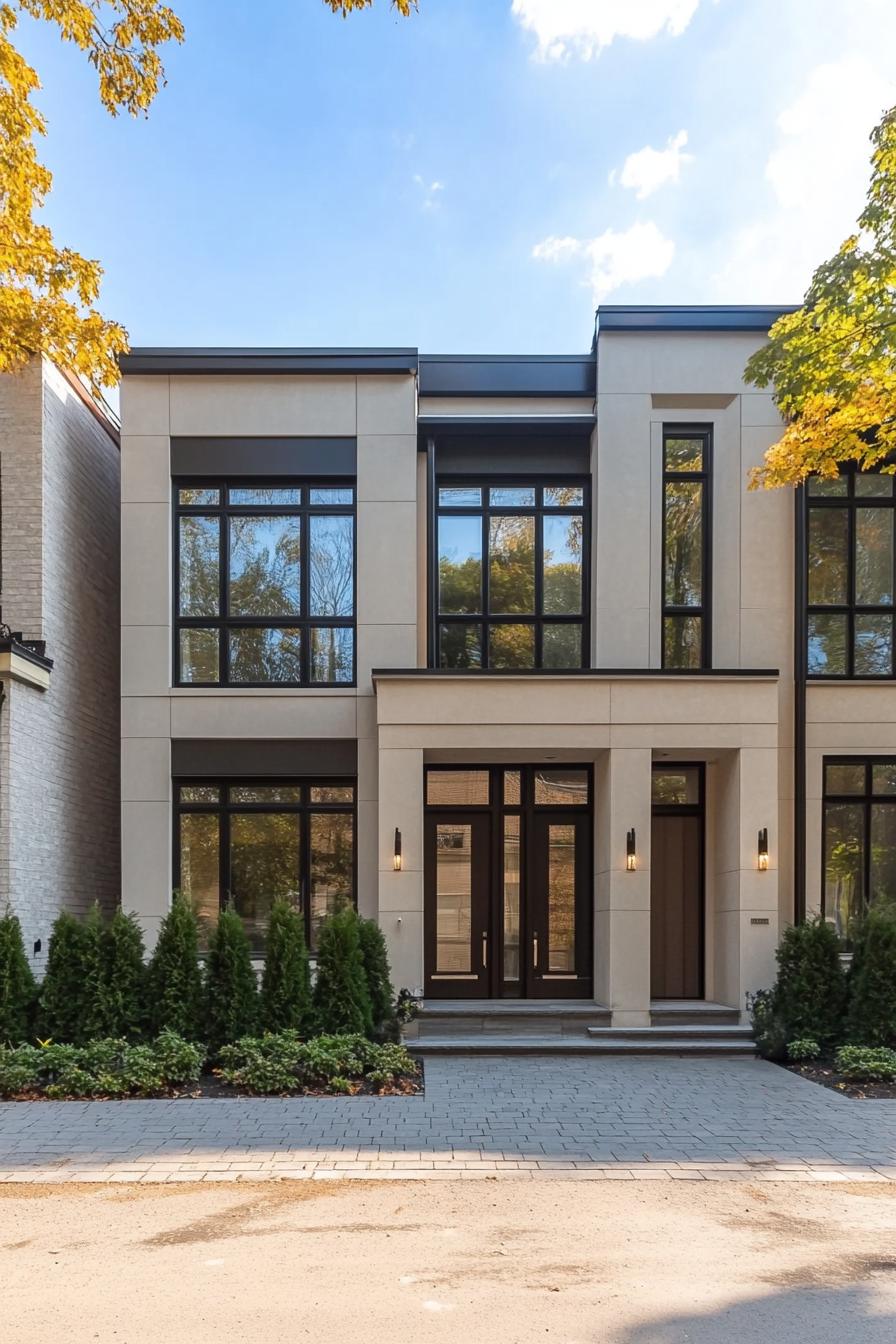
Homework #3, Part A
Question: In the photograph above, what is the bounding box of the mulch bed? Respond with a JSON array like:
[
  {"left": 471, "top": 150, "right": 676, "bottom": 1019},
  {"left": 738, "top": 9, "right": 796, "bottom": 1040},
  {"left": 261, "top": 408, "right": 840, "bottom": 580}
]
[{"left": 782, "top": 1059, "right": 896, "bottom": 1100}]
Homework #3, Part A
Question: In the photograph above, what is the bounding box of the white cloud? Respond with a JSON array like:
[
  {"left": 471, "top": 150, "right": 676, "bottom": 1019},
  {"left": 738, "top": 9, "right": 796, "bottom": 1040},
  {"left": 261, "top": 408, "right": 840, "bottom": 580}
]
[
  {"left": 511, "top": 0, "right": 700, "bottom": 61},
  {"left": 610, "top": 130, "right": 692, "bottom": 200},
  {"left": 413, "top": 174, "right": 445, "bottom": 211},
  {"left": 533, "top": 221, "right": 675, "bottom": 301},
  {"left": 712, "top": 56, "right": 896, "bottom": 300}
]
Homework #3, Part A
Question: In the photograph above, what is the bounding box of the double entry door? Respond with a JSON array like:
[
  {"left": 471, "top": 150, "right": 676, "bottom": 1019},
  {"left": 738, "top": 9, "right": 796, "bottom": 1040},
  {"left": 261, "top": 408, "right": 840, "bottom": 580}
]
[{"left": 423, "top": 766, "right": 592, "bottom": 998}]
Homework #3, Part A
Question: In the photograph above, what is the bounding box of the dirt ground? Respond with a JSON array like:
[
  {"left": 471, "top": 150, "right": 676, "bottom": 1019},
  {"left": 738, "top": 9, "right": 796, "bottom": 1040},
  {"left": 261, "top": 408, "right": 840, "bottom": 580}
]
[{"left": 2, "top": 1179, "right": 896, "bottom": 1343}]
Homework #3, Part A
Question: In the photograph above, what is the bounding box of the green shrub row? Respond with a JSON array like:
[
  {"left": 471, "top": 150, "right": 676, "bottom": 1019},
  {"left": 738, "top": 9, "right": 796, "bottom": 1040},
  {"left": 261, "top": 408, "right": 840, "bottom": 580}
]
[
  {"left": 0, "top": 898, "right": 399, "bottom": 1051},
  {"left": 0, "top": 1031, "right": 204, "bottom": 1100},
  {"left": 752, "top": 904, "right": 896, "bottom": 1077},
  {"left": 216, "top": 1031, "right": 418, "bottom": 1096}
]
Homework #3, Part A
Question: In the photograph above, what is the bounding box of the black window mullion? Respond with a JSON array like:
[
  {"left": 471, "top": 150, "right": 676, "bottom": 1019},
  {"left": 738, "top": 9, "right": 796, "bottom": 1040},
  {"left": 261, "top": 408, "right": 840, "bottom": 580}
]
[
  {"left": 220, "top": 485, "right": 229, "bottom": 683},
  {"left": 482, "top": 509, "right": 490, "bottom": 668}
]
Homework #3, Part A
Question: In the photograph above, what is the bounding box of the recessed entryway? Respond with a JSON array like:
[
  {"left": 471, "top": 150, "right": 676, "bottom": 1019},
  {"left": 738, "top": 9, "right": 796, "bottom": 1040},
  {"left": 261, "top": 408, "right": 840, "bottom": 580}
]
[
  {"left": 423, "top": 766, "right": 593, "bottom": 999},
  {"left": 650, "top": 764, "right": 705, "bottom": 999}
]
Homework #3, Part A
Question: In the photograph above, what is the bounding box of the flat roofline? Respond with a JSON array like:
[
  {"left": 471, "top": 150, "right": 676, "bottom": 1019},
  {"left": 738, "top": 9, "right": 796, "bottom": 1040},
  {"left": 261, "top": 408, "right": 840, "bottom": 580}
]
[
  {"left": 596, "top": 305, "right": 798, "bottom": 332},
  {"left": 372, "top": 667, "right": 779, "bottom": 681},
  {"left": 119, "top": 347, "right": 419, "bottom": 375}
]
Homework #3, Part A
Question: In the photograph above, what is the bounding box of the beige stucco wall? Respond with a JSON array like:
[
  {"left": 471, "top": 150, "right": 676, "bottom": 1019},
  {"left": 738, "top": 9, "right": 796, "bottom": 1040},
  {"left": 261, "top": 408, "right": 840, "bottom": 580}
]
[
  {"left": 119, "top": 370, "right": 419, "bottom": 945},
  {"left": 374, "top": 672, "right": 780, "bottom": 1016},
  {"left": 596, "top": 329, "right": 795, "bottom": 932}
]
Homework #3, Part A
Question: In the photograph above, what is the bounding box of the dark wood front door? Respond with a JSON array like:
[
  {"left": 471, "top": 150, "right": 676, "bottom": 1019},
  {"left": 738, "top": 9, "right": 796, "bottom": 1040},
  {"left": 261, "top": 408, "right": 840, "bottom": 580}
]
[
  {"left": 424, "top": 767, "right": 593, "bottom": 999},
  {"left": 650, "top": 809, "right": 704, "bottom": 999}
]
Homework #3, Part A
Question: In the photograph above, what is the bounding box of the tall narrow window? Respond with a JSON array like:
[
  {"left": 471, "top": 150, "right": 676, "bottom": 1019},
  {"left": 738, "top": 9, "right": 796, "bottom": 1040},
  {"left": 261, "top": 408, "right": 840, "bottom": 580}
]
[
  {"left": 806, "top": 470, "right": 895, "bottom": 678},
  {"left": 175, "top": 780, "right": 355, "bottom": 952},
  {"left": 822, "top": 758, "right": 896, "bottom": 941},
  {"left": 662, "top": 428, "right": 711, "bottom": 668},
  {"left": 434, "top": 481, "right": 588, "bottom": 669},
  {"left": 175, "top": 481, "right": 355, "bottom": 686}
]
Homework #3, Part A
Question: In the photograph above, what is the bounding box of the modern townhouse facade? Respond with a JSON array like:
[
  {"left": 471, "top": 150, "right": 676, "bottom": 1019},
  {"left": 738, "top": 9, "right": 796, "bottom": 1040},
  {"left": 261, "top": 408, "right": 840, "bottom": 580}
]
[
  {"left": 118, "top": 305, "right": 896, "bottom": 1027},
  {"left": 0, "top": 358, "right": 120, "bottom": 968}
]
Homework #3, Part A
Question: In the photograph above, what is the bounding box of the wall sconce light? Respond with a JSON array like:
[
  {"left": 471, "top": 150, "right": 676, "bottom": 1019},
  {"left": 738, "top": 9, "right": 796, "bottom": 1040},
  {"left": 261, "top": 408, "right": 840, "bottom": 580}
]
[
  {"left": 626, "top": 828, "right": 637, "bottom": 872},
  {"left": 393, "top": 827, "right": 403, "bottom": 871},
  {"left": 758, "top": 827, "right": 769, "bottom": 871}
]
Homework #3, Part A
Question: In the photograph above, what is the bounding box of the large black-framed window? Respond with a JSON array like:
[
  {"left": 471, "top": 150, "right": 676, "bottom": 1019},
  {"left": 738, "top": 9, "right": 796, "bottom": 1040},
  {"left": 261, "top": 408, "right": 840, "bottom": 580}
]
[
  {"left": 822, "top": 757, "right": 896, "bottom": 942},
  {"left": 433, "top": 479, "right": 589, "bottom": 669},
  {"left": 174, "top": 480, "right": 355, "bottom": 687},
  {"left": 806, "top": 469, "right": 895, "bottom": 678},
  {"left": 662, "top": 426, "right": 712, "bottom": 669},
  {"left": 174, "top": 778, "right": 356, "bottom": 953}
]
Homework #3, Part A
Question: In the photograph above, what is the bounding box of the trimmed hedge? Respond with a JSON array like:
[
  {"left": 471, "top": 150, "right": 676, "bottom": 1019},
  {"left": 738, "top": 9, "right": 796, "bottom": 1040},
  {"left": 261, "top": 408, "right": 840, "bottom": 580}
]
[
  {"left": 146, "top": 895, "right": 204, "bottom": 1039},
  {"left": 313, "top": 906, "right": 373, "bottom": 1037}
]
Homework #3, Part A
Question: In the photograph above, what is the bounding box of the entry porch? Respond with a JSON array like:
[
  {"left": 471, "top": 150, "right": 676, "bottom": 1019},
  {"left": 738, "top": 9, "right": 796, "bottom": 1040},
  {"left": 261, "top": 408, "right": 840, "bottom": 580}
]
[{"left": 372, "top": 669, "right": 782, "bottom": 1027}]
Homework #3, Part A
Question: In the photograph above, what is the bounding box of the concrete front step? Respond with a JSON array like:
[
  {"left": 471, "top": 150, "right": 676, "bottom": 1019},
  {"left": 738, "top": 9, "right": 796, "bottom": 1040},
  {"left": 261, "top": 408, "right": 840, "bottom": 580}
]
[
  {"left": 588, "top": 1025, "right": 753, "bottom": 1040},
  {"left": 650, "top": 1001, "right": 741, "bottom": 1027},
  {"left": 413, "top": 999, "right": 612, "bottom": 1039},
  {"left": 409, "top": 1034, "right": 756, "bottom": 1056}
]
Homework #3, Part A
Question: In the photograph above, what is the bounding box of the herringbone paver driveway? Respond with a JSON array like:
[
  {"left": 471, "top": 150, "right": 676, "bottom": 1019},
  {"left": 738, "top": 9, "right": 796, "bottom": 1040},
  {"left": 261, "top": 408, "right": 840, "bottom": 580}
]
[{"left": 1, "top": 1055, "right": 895, "bottom": 1183}]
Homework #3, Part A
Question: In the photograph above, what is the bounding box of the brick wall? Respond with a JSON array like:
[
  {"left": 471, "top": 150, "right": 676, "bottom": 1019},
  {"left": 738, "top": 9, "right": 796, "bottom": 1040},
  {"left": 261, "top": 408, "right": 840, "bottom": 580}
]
[{"left": 0, "top": 360, "right": 121, "bottom": 967}]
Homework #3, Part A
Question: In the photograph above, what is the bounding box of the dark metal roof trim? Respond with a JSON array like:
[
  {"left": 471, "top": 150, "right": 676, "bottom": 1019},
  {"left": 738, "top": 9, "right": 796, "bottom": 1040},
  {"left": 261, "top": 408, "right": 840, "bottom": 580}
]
[
  {"left": 418, "top": 354, "right": 595, "bottom": 398},
  {"left": 417, "top": 414, "right": 595, "bottom": 430},
  {"left": 119, "top": 348, "right": 419, "bottom": 375},
  {"left": 0, "top": 636, "right": 54, "bottom": 671},
  {"left": 596, "top": 305, "right": 797, "bottom": 333}
]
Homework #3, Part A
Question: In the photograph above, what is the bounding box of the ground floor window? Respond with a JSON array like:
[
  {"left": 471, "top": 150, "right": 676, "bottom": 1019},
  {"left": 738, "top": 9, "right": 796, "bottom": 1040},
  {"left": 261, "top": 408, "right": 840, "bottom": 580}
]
[
  {"left": 174, "top": 779, "right": 355, "bottom": 953},
  {"left": 823, "top": 757, "right": 896, "bottom": 940}
]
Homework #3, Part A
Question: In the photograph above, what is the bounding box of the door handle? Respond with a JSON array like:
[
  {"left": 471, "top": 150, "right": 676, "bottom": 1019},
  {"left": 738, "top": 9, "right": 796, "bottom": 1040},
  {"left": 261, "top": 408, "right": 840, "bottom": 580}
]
[
  {"left": 532, "top": 932, "right": 539, "bottom": 968},
  {"left": 481, "top": 931, "right": 488, "bottom": 968}
]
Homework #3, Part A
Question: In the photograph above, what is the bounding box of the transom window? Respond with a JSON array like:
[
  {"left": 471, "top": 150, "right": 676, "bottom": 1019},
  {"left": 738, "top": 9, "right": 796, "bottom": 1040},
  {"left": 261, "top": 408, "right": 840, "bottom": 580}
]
[
  {"left": 662, "top": 428, "right": 711, "bottom": 668},
  {"left": 434, "top": 481, "right": 588, "bottom": 669},
  {"left": 823, "top": 758, "right": 896, "bottom": 941},
  {"left": 175, "top": 779, "right": 355, "bottom": 952},
  {"left": 806, "top": 469, "right": 895, "bottom": 678},
  {"left": 175, "top": 481, "right": 355, "bottom": 686}
]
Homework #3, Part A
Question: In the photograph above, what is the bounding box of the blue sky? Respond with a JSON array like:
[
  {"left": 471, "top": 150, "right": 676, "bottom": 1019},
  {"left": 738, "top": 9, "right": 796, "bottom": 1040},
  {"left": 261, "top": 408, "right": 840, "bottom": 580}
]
[{"left": 14, "top": 0, "right": 896, "bottom": 352}]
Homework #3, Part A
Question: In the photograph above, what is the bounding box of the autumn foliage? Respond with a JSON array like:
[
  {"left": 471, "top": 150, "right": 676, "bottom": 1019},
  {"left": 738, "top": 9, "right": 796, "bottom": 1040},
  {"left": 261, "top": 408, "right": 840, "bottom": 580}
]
[{"left": 747, "top": 105, "right": 896, "bottom": 489}]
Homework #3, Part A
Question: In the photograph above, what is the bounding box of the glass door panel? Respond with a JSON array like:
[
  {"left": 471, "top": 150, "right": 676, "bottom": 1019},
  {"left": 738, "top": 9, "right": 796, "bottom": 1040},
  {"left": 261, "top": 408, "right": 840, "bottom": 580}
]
[
  {"left": 503, "top": 815, "right": 521, "bottom": 982},
  {"left": 424, "top": 812, "right": 490, "bottom": 996},
  {"left": 528, "top": 812, "right": 592, "bottom": 998}
]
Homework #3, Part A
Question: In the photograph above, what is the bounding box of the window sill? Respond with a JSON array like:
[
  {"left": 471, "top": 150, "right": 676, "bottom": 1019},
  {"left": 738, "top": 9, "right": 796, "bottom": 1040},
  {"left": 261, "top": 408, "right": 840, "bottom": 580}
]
[{"left": 169, "top": 685, "right": 358, "bottom": 696}]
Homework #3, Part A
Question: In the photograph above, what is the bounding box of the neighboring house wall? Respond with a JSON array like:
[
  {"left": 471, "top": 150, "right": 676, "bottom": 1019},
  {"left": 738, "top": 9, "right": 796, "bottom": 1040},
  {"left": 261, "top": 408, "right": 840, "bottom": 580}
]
[{"left": 0, "top": 360, "right": 120, "bottom": 967}]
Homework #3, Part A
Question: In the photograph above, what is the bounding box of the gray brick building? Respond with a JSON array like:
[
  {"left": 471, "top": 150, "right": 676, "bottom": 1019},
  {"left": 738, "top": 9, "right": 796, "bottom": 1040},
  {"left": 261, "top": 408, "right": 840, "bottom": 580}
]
[{"left": 0, "top": 358, "right": 120, "bottom": 968}]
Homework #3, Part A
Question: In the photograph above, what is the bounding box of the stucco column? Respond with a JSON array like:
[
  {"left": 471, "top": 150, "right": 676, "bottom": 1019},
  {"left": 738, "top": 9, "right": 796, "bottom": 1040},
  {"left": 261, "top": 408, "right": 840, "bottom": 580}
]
[
  {"left": 377, "top": 745, "right": 425, "bottom": 996},
  {"left": 713, "top": 748, "right": 779, "bottom": 1019},
  {"left": 595, "top": 748, "right": 652, "bottom": 1025}
]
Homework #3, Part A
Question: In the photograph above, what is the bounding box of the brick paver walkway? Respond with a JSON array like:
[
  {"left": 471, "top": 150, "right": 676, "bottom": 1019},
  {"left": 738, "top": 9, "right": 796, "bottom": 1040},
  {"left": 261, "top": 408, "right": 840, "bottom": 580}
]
[{"left": 1, "top": 1056, "right": 895, "bottom": 1184}]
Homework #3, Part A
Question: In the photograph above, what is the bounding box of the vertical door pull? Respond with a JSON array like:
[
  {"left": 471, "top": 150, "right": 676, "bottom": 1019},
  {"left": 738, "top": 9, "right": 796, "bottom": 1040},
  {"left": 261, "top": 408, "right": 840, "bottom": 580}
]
[
  {"left": 481, "top": 931, "right": 488, "bottom": 968},
  {"left": 532, "top": 932, "right": 539, "bottom": 968}
]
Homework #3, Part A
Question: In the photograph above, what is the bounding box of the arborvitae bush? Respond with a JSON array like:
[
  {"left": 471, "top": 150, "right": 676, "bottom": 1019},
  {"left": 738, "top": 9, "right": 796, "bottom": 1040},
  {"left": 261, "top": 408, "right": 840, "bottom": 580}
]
[
  {"left": 847, "top": 901, "right": 896, "bottom": 1046},
  {"left": 80, "top": 904, "right": 108, "bottom": 1041},
  {"left": 38, "top": 910, "right": 90, "bottom": 1043},
  {"left": 0, "top": 910, "right": 37, "bottom": 1045},
  {"left": 146, "top": 895, "right": 204, "bottom": 1040},
  {"left": 100, "top": 908, "right": 146, "bottom": 1039},
  {"left": 772, "top": 916, "right": 848, "bottom": 1046},
  {"left": 260, "top": 899, "right": 311, "bottom": 1034},
  {"left": 313, "top": 906, "right": 373, "bottom": 1038},
  {"left": 358, "top": 917, "right": 398, "bottom": 1041},
  {"left": 205, "top": 905, "right": 258, "bottom": 1052}
]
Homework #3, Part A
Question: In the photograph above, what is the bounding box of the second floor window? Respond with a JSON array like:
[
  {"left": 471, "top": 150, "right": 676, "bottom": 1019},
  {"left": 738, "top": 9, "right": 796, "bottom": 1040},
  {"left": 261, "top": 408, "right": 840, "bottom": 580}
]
[
  {"left": 662, "top": 427, "right": 711, "bottom": 669},
  {"left": 175, "top": 481, "right": 355, "bottom": 686},
  {"left": 435, "top": 481, "right": 588, "bottom": 669},
  {"left": 807, "top": 470, "right": 894, "bottom": 678}
]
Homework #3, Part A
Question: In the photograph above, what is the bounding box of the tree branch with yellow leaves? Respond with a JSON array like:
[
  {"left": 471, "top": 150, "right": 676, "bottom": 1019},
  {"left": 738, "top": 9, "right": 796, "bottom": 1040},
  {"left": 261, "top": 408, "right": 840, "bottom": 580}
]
[{"left": 746, "top": 105, "right": 896, "bottom": 489}]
